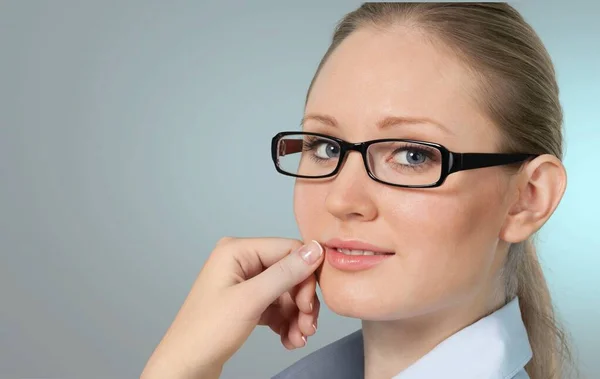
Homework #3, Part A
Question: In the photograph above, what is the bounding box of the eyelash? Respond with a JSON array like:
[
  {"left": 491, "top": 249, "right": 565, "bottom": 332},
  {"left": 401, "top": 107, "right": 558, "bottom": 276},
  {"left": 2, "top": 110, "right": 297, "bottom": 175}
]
[
  {"left": 302, "top": 137, "right": 323, "bottom": 150},
  {"left": 392, "top": 144, "right": 438, "bottom": 159},
  {"left": 302, "top": 138, "right": 440, "bottom": 168},
  {"left": 387, "top": 144, "right": 438, "bottom": 171},
  {"left": 302, "top": 138, "right": 335, "bottom": 162}
]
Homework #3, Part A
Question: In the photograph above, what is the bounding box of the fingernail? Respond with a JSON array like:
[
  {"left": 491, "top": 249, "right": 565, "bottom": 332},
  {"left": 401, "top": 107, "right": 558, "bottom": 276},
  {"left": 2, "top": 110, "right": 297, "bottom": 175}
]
[
  {"left": 298, "top": 240, "right": 323, "bottom": 265},
  {"left": 301, "top": 335, "right": 307, "bottom": 346},
  {"left": 312, "top": 323, "right": 317, "bottom": 332},
  {"left": 309, "top": 301, "right": 313, "bottom": 311}
]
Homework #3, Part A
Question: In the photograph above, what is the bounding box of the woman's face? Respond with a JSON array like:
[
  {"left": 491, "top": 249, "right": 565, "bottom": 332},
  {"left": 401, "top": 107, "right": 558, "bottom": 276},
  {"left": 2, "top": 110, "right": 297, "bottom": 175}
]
[{"left": 294, "top": 27, "right": 516, "bottom": 320}]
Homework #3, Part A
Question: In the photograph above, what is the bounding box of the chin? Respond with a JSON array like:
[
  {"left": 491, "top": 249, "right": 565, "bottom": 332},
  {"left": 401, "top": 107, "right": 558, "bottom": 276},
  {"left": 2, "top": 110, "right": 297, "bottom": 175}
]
[{"left": 317, "top": 264, "right": 423, "bottom": 321}]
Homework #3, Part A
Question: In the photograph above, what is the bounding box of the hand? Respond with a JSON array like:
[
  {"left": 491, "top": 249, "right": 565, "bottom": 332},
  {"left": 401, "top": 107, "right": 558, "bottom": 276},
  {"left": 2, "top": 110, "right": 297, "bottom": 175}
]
[{"left": 140, "top": 237, "right": 324, "bottom": 379}]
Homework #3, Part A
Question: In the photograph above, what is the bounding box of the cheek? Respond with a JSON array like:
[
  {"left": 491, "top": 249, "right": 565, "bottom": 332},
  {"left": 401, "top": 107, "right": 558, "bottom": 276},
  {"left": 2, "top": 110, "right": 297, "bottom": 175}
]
[
  {"left": 384, "top": 178, "right": 507, "bottom": 311},
  {"left": 390, "top": 188, "right": 498, "bottom": 256},
  {"left": 293, "top": 181, "right": 327, "bottom": 238},
  {"left": 321, "top": 177, "right": 508, "bottom": 319}
]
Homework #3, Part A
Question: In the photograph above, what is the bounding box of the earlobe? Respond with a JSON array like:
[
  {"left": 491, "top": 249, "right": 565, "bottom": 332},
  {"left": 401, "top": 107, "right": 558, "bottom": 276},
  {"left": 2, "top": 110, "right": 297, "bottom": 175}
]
[{"left": 500, "top": 154, "right": 567, "bottom": 243}]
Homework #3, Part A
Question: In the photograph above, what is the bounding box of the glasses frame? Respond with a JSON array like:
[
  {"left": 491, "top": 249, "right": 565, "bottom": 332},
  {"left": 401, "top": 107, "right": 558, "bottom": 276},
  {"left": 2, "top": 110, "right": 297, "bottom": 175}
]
[{"left": 271, "top": 131, "right": 538, "bottom": 188}]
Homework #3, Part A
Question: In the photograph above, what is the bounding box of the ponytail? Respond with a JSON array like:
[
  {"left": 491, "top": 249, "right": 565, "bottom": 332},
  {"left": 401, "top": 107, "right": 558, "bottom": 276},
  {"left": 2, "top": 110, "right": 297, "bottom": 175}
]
[{"left": 505, "top": 239, "right": 574, "bottom": 379}]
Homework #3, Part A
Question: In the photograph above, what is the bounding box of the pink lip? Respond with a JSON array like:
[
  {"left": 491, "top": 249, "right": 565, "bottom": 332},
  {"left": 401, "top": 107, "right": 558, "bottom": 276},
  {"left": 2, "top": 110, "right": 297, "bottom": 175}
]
[
  {"left": 324, "top": 238, "right": 394, "bottom": 254},
  {"left": 324, "top": 238, "right": 395, "bottom": 272}
]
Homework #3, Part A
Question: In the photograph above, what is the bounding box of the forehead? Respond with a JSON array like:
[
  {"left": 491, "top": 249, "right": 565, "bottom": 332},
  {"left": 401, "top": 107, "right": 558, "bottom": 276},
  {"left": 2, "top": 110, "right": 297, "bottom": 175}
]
[{"left": 306, "top": 26, "right": 499, "bottom": 147}]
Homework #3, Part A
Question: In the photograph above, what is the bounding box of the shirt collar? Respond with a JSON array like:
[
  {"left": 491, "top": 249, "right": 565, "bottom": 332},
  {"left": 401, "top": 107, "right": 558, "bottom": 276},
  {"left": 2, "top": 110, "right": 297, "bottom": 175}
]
[
  {"left": 271, "top": 297, "right": 532, "bottom": 379},
  {"left": 392, "top": 297, "right": 532, "bottom": 379}
]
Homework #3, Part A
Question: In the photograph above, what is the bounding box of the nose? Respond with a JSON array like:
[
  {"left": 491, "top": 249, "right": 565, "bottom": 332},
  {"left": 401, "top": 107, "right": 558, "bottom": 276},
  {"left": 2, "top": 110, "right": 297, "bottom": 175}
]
[{"left": 324, "top": 151, "right": 378, "bottom": 222}]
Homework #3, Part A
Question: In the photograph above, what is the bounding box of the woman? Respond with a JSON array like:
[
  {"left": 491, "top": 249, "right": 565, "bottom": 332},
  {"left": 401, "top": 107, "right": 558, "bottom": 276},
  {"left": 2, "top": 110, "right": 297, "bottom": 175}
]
[{"left": 141, "top": 3, "right": 573, "bottom": 379}]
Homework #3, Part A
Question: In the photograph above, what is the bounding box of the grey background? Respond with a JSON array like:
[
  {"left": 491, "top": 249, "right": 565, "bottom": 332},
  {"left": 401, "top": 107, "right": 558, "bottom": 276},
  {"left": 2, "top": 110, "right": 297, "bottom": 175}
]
[{"left": 1, "top": 1, "right": 598, "bottom": 378}]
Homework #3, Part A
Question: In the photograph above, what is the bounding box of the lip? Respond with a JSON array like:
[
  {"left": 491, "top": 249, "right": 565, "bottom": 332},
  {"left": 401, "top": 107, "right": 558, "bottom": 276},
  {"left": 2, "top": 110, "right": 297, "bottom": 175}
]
[
  {"left": 324, "top": 238, "right": 394, "bottom": 254},
  {"left": 324, "top": 238, "right": 395, "bottom": 272}
]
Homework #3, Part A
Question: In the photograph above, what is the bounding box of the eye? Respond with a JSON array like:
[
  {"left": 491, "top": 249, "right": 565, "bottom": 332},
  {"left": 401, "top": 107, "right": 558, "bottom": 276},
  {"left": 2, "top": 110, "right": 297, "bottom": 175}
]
[
  {"left": 393, "top": 149, "right": 428, "bottom": 165},
  {"left": 314, "top": 141, "right": 340, "bottom": 159}
]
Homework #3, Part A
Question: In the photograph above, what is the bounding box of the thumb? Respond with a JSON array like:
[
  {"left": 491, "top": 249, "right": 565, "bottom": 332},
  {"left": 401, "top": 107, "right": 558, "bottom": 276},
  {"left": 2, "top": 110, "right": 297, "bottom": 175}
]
[{"left": 240, "top": 240, "right": 324, "bottom": 311}]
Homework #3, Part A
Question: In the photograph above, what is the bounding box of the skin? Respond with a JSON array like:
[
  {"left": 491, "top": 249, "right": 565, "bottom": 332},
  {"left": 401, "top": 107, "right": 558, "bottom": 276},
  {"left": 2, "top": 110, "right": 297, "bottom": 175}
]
[
  {"left": 291, "top": 26, "right": 566, "bottom": 378},
  {"left": 141, "top": 24, "right": 566, "bottom": 379}
]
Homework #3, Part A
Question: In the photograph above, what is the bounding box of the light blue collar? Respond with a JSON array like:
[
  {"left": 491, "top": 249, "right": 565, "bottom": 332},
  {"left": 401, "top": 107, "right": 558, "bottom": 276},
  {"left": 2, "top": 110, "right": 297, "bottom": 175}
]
[
  {"left": 272, "top": 297, "right": 532, "bottom": 379},
  {"left": 392, "top": 297, "right": 532, "bottom": 379}
]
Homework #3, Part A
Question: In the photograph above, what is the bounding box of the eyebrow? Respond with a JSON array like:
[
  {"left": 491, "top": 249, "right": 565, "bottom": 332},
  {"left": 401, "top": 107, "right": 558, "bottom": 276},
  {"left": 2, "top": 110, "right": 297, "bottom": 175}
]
[{"left": 301, "top": 113, "right": 454, "bottom": 135}]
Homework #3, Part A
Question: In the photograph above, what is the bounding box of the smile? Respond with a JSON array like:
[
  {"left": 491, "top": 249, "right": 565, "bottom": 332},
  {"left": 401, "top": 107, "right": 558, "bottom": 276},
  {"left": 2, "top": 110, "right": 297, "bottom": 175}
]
[
  {"left": 323, "top": 238, "right": 395, "bottom": 271},
  {"left": 335, "top": 248, "right": 394, "bottom": 256}
]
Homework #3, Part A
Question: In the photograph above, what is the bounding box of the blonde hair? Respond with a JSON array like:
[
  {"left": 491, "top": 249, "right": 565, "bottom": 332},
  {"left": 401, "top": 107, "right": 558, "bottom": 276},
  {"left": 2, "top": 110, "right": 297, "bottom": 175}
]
[{"left": 306, "top": 3, "right": 573, "bottom": 378}]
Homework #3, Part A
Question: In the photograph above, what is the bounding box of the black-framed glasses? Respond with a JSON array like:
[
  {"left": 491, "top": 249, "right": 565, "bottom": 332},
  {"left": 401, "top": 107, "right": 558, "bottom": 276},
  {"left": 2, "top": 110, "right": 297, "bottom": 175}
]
[{"left": 271, "top": 131, "right": 538, "bottom": 188}]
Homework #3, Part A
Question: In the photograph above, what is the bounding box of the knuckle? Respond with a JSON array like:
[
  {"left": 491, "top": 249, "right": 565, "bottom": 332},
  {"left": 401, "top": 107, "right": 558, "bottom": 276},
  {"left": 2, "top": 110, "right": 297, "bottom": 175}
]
[
  {"left": 276, "top": 260, "right": 294, "bottom": 280},
  {"left": 289, "top": 239, "right": 304, "bottom": 252},
  {"left": 210, "top": 236, "right": 238, "bottom": 260},
  {"left": 216, "top": 236, "right": 236, "bottom": 247}
]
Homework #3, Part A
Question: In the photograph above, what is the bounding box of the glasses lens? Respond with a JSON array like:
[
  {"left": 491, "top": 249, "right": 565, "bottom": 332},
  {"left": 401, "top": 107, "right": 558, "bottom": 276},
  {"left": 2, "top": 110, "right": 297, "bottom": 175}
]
[
  {"left": 276, "top": 134, "right": 341, "bottom": 177},
  {"left": 366, "top": 141, "right": 442, "bottom": 186}
]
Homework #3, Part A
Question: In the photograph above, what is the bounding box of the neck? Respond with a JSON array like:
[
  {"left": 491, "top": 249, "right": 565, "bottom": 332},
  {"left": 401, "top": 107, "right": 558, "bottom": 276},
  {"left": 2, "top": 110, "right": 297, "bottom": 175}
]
[{"left": 362, "top": 294, "right": 504, "bottom": 379}]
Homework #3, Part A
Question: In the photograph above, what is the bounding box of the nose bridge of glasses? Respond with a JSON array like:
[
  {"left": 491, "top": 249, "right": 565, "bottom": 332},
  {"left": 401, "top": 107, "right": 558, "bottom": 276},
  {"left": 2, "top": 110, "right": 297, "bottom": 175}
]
[
  {"left": 335, "top": 140, "right": 372, "bottom": 177},
  {"left": 339, "top": 139, "right": 370, "bottom": 154}
]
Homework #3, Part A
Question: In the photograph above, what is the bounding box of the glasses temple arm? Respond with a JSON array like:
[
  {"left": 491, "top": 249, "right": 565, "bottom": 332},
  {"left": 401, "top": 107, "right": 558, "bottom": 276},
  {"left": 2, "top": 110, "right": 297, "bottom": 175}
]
[
  {"left": 448, "top": 153, "right": 537, "bottom": 174},
  {"left": 278, "top": 139, "right": 304, "bottom": 157}
]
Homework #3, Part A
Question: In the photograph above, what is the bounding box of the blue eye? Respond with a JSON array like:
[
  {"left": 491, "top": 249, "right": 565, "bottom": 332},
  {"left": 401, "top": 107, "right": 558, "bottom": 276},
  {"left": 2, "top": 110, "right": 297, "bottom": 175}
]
[
  {"left": 315, "top": 142, "right": 340, "bottom": 159},
  {"left": 393, "top": 149, "right": 428, "bottom": 165},
  {"left": 303, "top": 137, "right": 340, "bottom": 161}
]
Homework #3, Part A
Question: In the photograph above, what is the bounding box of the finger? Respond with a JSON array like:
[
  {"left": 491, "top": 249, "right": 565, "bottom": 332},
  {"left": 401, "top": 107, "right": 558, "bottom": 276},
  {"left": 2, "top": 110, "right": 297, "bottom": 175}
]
[
  {"left": 294, "top": 275, "right": 316, "bottom": 314},
  {"left": 260, "top": 294, "right": 297, "bottom": 334},
  {"left": 259, "top": 304, "right": 284, "bottom": 333},
  {"left": 280, "top": 323, "right": 295, "bottom": 350},
  {"left": 298, "top": 295, "right": 320, "bottom": 337},
  {"left": 241, "top": 240, "right": 324, "bottom": 313},
  {"left": 218, "top": 237, "right": 304, "bottom": 279},
  {"left": 206, "top": 237, "right": 305, "bottom": 290},
  {"left": 297, "top": 311, "right": 316, "bottom": 337},
  {"left": 314, "top": 295, "right": 321, "bottom": 329},
  {"left": 276, "top": 292, "right": 299, "bottom": 320},
  {"left": 287, "top": 315, "right": 307, "bottom": 348},
  {"left": 257, "top": 294, "right": 287, "bottom": 324}
]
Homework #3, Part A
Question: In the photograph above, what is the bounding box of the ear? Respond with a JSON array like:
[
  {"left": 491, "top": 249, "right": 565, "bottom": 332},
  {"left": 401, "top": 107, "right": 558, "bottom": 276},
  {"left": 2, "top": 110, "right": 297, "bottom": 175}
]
[{"left": 500, "top": 154, "right": 567, "bottom": 243}]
